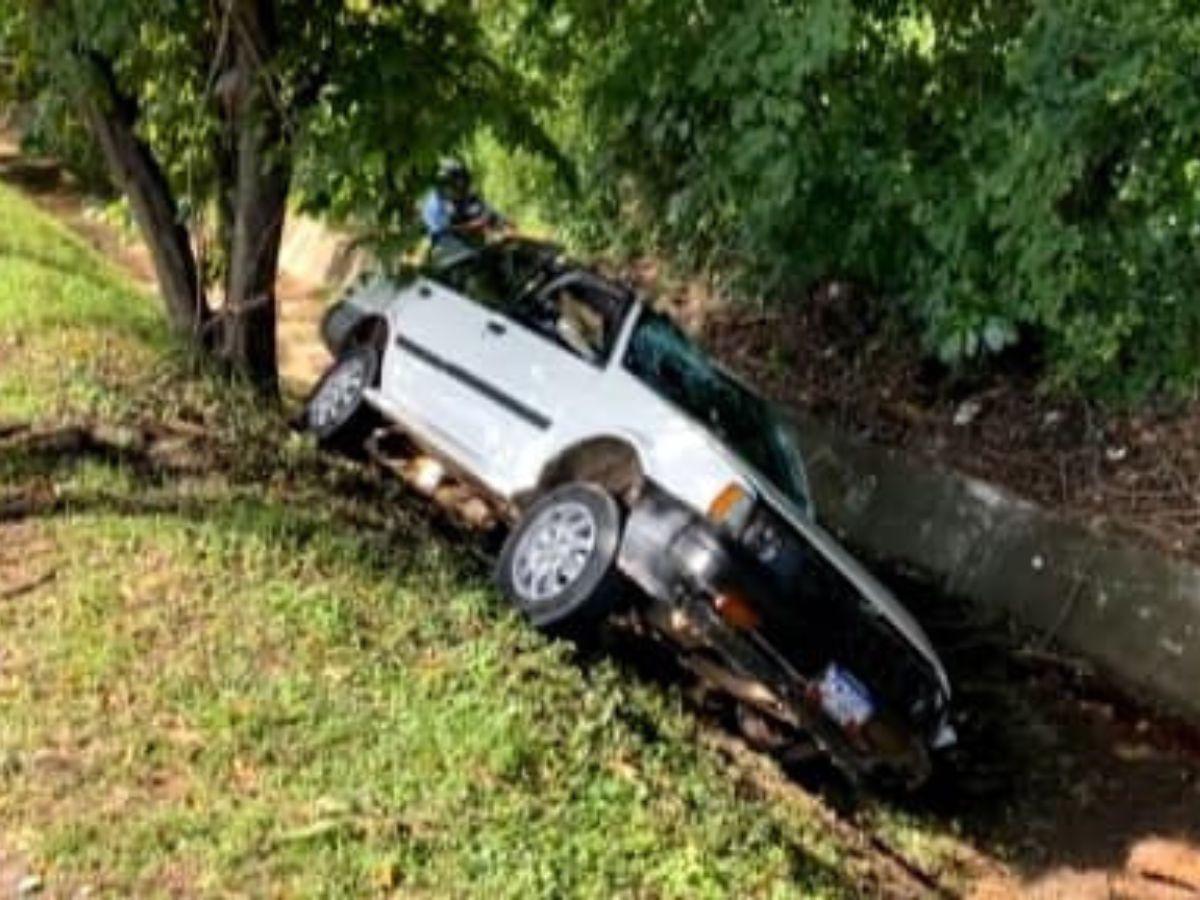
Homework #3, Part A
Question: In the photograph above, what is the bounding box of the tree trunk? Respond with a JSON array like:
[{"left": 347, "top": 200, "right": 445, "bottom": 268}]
[
  {"left": 219, "top": 0, "right": 290, "bottom": 396},
  {"left": 77, "top": 53, "right": 208, "bottom": 337}
]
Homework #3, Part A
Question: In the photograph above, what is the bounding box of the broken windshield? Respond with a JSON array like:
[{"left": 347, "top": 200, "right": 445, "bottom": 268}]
[{"left": 624, "top": 308, "right": 811, "bottom": 512}]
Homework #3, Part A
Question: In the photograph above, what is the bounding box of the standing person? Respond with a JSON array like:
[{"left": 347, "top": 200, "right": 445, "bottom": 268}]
[{"left": 420, "top": 159, "right": 507, "bottom": 264}]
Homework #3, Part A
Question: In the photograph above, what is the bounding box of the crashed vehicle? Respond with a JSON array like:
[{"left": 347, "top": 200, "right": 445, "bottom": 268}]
[{"left": 306, "top": 237, "right": 955, "bottom": 786}]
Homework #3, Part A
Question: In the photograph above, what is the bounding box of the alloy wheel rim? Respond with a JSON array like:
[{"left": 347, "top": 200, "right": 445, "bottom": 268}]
[
  {"left": 311, "top": 355, "right": 367, "bottom": 429},
  {"left": 512, "top": 500, "right": 598, "bottom": 604}
]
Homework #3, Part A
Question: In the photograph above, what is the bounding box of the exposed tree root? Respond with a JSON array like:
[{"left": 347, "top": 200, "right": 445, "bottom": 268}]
[
  {"left": 1, "top": 421, "right": 147, "bottom": 463},
  {"left": 0, "top": 419, "right": 229, "bottom": 479},
  {"left": 0, "top": 569, "right": 56, "bottom": 600}
]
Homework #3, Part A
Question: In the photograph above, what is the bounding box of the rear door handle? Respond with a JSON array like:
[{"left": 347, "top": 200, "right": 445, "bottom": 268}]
[{"left": 485, "top": 320, "right": 507, "bottom": 336}]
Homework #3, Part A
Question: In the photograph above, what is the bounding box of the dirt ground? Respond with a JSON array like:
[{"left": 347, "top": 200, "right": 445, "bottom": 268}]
[
  {"left": 5, "top": 139, "right": 1200, "bottom": 899},
  {"left": 894, "top": 572, "right": 1200, "bottom": 899}
]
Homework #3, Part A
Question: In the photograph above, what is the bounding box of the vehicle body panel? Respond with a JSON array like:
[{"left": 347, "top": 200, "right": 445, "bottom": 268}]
[{"left": 382, "top": 277, "right": 545, "bottom": 482}]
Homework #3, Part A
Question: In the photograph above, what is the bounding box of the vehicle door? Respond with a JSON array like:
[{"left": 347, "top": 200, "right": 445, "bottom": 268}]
[
  {"left": 468, "top": 273, "right": 634, "bottom": 489},
  {"left": 380, "top": 259, "right": 518, "bottom": 478}
]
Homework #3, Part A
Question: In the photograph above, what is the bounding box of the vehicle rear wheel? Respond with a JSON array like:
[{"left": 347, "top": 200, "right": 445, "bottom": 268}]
[
  {"left": 305, "top": 344, "right": 381, "bottom": 453},
  {"left": 496, "top": 482, "right": 625, "bottom": 635}
]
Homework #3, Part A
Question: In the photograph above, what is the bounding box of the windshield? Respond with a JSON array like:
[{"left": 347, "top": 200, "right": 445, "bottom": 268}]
[{"left": 624, "top": 308, "right": 811, "bottom": 511}]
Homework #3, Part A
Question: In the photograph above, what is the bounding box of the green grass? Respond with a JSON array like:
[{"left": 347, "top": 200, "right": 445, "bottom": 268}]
[
  {"left": 0, "top": 181, "right": 867, "bottom": 897},
  {"left": 0, "top": 185, "right": 164, "bottom": 421}
]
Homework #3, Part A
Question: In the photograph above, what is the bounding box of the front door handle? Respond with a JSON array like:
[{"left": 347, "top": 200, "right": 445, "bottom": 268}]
[{"left": 485, "top": 320, "right": 507, "bottom": 336}]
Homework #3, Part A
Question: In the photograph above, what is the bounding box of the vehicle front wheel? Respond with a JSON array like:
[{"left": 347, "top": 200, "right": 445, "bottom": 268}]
[
  {"left": 305, "top": 344, "right": 381, "bottom": 453},
  {"left": 496, "top": 483, "right": 625, "bottom": 635}
]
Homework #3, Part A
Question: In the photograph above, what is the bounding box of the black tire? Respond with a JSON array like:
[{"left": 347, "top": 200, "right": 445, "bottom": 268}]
[
  {"left": 496, "top": 482, "right": 625, "bottom": 635},
  {"left": 304, "top": 344, "right": 381, "bottom": 454}
]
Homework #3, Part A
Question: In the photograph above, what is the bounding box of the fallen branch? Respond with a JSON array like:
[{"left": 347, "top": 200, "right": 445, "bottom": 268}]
[
  {"left": 0, "top": 421, "right": 175, "bottom": 481},
  {"left": 1012, "top": 644, "right": 1097, "bottom": 681},
  {"left": 0, "top": 421, "right": 30, "bottom": 440},
  {"left": 0, "top": 569, "right": 56, "bottom": 601}
]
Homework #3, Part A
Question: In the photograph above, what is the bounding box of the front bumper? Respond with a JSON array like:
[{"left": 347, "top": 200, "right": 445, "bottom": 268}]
[{"left": 618, "top": 486, "right": 954, "bottom": 775}]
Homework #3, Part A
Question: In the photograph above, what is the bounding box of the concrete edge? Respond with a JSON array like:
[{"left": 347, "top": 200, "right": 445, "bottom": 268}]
[
  {"left": 795, "top": 417, "right": 1200, "bottom": 725},
  {"left": 278, "top": 214, "right": 369, "bottom": 292}
]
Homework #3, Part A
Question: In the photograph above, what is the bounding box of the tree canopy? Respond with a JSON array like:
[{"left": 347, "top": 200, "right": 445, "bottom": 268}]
[
  {"left": 482, "top": 0, "right": 1200, "bottom": 401},
  {"left": 0, "top": 0, "right": 558, "bottom": 392}
]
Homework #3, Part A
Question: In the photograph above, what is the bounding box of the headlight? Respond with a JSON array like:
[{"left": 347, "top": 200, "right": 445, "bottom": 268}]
[
  {"left": 742, "top": 504, "right": 807, "bottom": 582},
  {"left": 742, "top": 506, "right": 788, "bottom": 563}
]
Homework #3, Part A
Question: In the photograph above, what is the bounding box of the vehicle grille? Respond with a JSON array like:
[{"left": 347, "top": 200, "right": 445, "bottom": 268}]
[{"left": 743, "top": 504, "right": 943, "bottom": 731}]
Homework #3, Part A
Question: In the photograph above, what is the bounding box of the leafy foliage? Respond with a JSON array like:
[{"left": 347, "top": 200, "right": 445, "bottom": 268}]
[
  {"left": 288, "top": 2, "right": 572, "bottom": 255},
  {"left": 483, "top": 0, "right": 1200, "bottom": 400},
  {"left": 0, "top": 0, "right": 564, "bottom": 303}
]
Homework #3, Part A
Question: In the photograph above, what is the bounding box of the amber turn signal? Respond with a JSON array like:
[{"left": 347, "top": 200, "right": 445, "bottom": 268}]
[
  {"left": 708, "top": 483, "right": 753, "bottom": 528},
  {"left": 713, "top": 592, "right": 761, "bottom": 630}
]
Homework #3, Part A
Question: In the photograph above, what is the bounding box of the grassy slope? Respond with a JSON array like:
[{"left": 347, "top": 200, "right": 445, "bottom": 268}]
[
  {"left": 0, "top": 183, "right": 864, "bottom": 897},
  {"left": 0, "top": 187, "right": 162, "bottom": 422}
]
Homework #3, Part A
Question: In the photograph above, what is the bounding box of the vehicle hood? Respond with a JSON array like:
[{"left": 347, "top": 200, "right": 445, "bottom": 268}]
[{"left": 698, "top": 431, "right": 952, "bottom": 698}]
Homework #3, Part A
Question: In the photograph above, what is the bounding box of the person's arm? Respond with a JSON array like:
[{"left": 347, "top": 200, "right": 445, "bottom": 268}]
[
  {"left": 481, "top": 200, "right": 508, "bottom": 230},
  {"left": 420, "top": 190, "right": 451, "bottom": 238},
  {"left": 454, "top": 196, "right": 508, "bottom": 234}
]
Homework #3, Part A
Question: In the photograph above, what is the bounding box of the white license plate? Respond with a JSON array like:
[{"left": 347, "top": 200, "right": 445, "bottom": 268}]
[{"left": 818, "top": 664, "right": 875, "bottom": 729}]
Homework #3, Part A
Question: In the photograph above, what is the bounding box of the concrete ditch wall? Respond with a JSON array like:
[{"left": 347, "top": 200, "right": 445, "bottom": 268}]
[
  {"left": 276, "top": 216, "right": 1200, "bottom": 724},
  {"left": 278, "top": 215, "right": 369, "bottom": 290},
  {"left": 795, "top": 417, "right": 1200, "bottom": 724}
]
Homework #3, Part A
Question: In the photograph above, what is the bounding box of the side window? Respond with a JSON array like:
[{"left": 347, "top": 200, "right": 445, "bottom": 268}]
[
  {"left": 433, "top": 250, "right": 510, "bottom": 311},
  {"left": 511, "top": 280, "right": 624, "bottom": 365}
]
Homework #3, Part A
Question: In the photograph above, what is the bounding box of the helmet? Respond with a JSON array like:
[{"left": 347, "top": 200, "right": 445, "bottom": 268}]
[{"left": 437, "top": 158, "right": 471, "bottom": 195}]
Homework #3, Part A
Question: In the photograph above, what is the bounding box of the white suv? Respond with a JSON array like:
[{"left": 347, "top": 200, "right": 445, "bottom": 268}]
[{"left": 306, "top": 238, "right": 954, "bottom": 786}]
